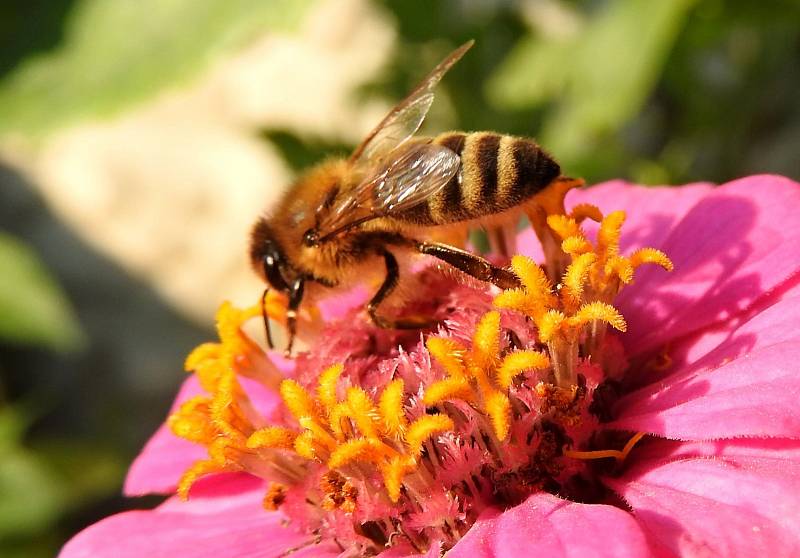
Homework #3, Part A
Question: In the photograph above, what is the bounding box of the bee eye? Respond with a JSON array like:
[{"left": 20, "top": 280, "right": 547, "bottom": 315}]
[{"left": 303, "top": 229, "right": 320, "bottom": 247}]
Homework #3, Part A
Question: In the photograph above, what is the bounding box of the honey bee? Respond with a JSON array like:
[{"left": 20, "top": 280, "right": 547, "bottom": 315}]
[{"left": 250, "top": 41, "right": 574, "bottom": 353}]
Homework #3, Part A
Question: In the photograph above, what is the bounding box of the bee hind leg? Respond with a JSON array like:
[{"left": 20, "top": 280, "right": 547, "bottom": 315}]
[
  {"left": 416, "top": 241, "right": 521, "bottom": 290},
  {"left": 368, "top": 250, "right": 432, "bottom": 330}
]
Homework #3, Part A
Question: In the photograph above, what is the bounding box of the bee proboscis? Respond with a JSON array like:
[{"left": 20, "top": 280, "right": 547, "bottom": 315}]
[{"left": 250, "top": 40, "right": 578, "bottom": 353}]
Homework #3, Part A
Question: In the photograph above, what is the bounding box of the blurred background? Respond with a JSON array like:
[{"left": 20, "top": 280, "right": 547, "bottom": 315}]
[{"left": 0, "top": 0, "right": 798, "bottom": 555}]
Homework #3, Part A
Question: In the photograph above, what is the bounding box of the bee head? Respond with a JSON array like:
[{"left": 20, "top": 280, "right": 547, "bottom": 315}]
[{"left": 249, "top": 218, "right": 295, "bottom": 293}]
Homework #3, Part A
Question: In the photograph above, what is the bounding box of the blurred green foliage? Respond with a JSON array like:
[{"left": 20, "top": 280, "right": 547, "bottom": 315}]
[
  {"left": 373, "top": 0, "right": 800, "bottom": 183},
  {"left": 0, "top": 0, "right": 798, "bottom": 556},
  {"left": 0, "top": 0, "right": 314, "bottom": 135},
  {"left": 0, "top": 233, "right": 85, "bottom": 351},
  {"left": 0, "top": 233, "right": 98, "bottom": 557}
]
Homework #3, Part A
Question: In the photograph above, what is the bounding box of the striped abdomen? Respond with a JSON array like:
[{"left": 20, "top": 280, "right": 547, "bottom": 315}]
[{"left": 397, "top": 132, "right": 560, "bottom": 226}]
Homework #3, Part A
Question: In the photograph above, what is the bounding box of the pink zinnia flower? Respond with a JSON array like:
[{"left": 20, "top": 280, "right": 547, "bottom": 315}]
[{"left": 62, "top": 175, "right": 800, "bottom": 557}]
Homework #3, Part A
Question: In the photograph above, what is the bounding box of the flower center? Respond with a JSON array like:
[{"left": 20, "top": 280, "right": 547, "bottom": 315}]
[{"left": 168, "top": 191, "right": 673, "bottom": 555}]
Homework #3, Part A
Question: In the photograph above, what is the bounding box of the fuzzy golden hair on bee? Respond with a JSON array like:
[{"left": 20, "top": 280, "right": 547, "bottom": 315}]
[{"left": 249, "top": 40, "right": 580, "bottom": 354}]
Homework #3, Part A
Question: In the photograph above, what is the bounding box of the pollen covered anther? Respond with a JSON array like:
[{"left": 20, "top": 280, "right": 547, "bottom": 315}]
[
  {"left": 425, "top": 310, "right": 550, "bottom": 440},
  {"left": 497, "top": 205, "right": 672, "bottom": 385}
]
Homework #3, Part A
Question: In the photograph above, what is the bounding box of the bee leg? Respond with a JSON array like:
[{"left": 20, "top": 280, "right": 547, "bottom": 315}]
[
  {"left": 368, "top": 250, "right": 431, "bottom": 330},
  {"left": 486, "top": 220, "right": 518, "bottom": 259},
  {"left": 416, "top": 241, "right": 521, "bottom": 290},
  {"left": 261, "top": 288, "right": 275, "bottom": 350},
  {"left": 284, "top": 278, "right": 305, "bottom": 356}
]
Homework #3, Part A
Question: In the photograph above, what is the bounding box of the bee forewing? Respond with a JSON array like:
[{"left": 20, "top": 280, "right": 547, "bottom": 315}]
[
  {"left": 318, "top": 142, "right": 460, "bottom": 237},
  {"left": 349, "top": 40, "right": 474, "bottom": 166},
  {"left": 354, "top": 93, "right": 434, "bottom": 166},
  {"left": 374, "top": 142, "right": 460, "bottom": 213}
]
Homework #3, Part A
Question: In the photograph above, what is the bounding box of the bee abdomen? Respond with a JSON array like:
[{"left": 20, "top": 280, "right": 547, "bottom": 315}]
[{"left": 404, "top": 132, "right": 561, "bottom": 226}]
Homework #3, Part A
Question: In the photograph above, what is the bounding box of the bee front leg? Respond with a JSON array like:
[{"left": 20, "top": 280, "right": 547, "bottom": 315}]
[
  {"left": 285, "top": 277, "right": 305, "bottom": 356},
  {"left": 368, "top": 250, "right": 431, "bottom": 330},
  {"left": 416, "top": 241, "right": 521, "bottom": 290}
]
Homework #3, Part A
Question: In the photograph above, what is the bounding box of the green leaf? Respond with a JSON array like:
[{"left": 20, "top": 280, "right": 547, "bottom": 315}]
[
  {"left": 0, "top": 406, "right": 27, "bottom": 452},
  {"left": 543, "top": 0, "right": 697, "bottom": 162},
  {"left": 487, "top": 0, "right": 696, "bottom": 168},
  {"left": 0, "top": 448, "right": 66, "bottom": 539},
  {"left": 0, "top": 233, "right": 85, "bottom": 350},
  {"left": 0, "top": 0, "right": 316, "bottom": 135},
  {"left": 486, "top": 34, "right": 575, "bottom": 110},
  {"left": 565, "top": 0, "right": 696, "bottom": 132},
  {"left": 30, "top": 440, "right": 126, "bottom": 506}
]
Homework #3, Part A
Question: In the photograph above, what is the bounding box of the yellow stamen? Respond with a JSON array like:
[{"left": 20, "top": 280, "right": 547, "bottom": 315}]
[
  {"left": 596, "top": 211, "right": 626, "bottom": 261},
  {"left": 493, "top": 288, "right": 542, "bottom": 318},
  {"left": 328, "top": 402, "right": 352, "bottom": 439},
  {"left": 510, "top": 256, "right": 557, "bottom": 307},
  {"left": 630, "top": 247, "right": 674, "bottom": 272},
  {"left": 297, "top": 416, "right": 338, "bottom": 451},
  {"left": 425, "top": 337, "right": 468, "bottom": 380},
  {"left": 547, "top": 214, "right": 582, "bottom": 240},
  {"left": 177, "top": 460, "right": 223, "bottom": 500},
  {"left": 381, "top": 456, "right": 416, "bottom": 503},
  {"left": 485, "top": 391, "right": 512, "bottom": 440},
  {"left": 563, "top": 432, "right": 646, "bottom": 462},
  {"left": 378, "top": 379, "right": 407, "bottom": 437},
  {"left": 605, "top": 256, "right": 634, "bottom": 284},
  {"left": 167, "top": 396, "right": 215, "bottom": 444},
  {"left": 208, "top": 373, "right": 249, "bottom": 444},
  {"left": 293, "top": 431, "right": 317, "bottom": 459},
  {"left": 561, "top": 253, "right": 597, "bottom": 313},
  {"left": 184, "top": 342, "right": 222, "bottom": 372},
  {"left": 280, "top": 379, "right": 318, "bottom": 420},
  {"left": 423, "top": 377, "right": 475, "bottom": 406},
  {"left": 345, "top": 387, "right": 381, "bottom": 438},
  {"left": 496, "top": 350, "right": 550, "bottom": 389},
  {"left": 572, "top": 302, "right": 627, "bottom": 332},
  {"left": 405, "top": 415, "right": 454, "bottom": 458},
  {"left": 328, "top": 438, "right": 375, "bottom": 469},
  {"left": 247, "top": 426, "right": 298, "bottom": 450},
  {"left": 537, "top": 310, "right": 565, "bottom": 344},
  {"left": 473, "top": 311, "right": 501, "bottom": 368},
  {"left": 317, "top": 363, "right": 344, "bottom": 413}
]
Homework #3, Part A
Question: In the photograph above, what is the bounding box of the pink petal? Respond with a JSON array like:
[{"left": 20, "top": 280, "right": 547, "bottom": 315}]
[
  {"left": 515, "top": 228, "right": 545, "bottom": 261},
  {"left": 62, "top": 474, "right": 340, "bottom": 558},
  {"left": 649, "top": 272, "right": 800, "bottom": 377},
  {"left": 573, "top": 180, "right": 715, "bottom": 254},
  {"left": 609, "top": 283, "right": 800, "bottom": 440},
  {"left": 124, "top": 376, "right": 207, "bottom": 496},
  {"left": 619, "top": 437, "right": 800, "bottom": 472},
  {"left": 604, "top": 448, "right": 800, "bottom": 557},
  {"left": 616, "top": 174, "right": 800, "bottom": 356},
  {"left": 447, "top": 492, "right": 653, "bottom": 558}
]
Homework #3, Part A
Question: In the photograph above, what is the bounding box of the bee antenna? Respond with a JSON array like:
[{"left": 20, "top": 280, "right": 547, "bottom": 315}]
[{"left": 261, "top": 288, "right": 275, "bottom": 350}]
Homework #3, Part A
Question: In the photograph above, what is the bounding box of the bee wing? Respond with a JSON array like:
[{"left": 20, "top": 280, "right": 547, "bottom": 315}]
[
  {"left": 318, "top": 142, "right": 460, "bottom": 237},
  {"left": 349, "top": 40, "right": 473, "bottom": 166}
]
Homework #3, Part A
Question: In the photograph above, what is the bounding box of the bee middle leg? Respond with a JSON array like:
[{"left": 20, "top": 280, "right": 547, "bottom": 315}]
[
  {"left": 416, "top": 241, "right": 521, "bottom": 290},
  {"left": 368, "top": 250, "right": 432, "bottom": 330}
]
